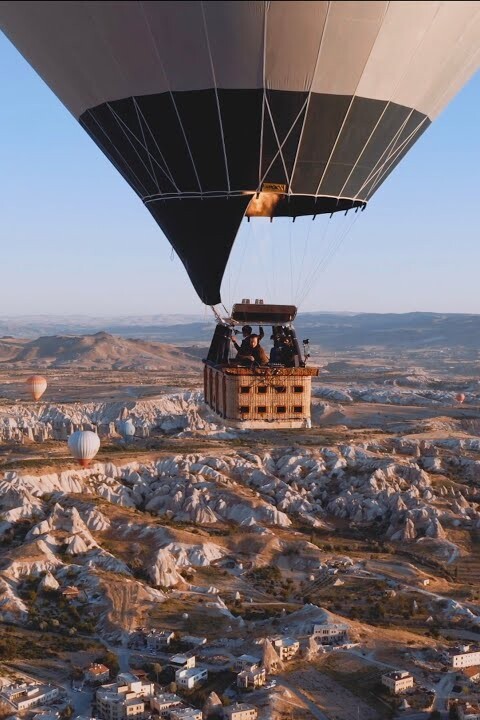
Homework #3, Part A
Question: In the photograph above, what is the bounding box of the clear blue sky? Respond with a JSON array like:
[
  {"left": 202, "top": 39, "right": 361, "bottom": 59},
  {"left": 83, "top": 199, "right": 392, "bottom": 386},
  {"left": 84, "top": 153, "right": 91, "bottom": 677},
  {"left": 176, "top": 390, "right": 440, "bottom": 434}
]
[{"left": 1, "top": 33, "right": 479, "bottom": 316}]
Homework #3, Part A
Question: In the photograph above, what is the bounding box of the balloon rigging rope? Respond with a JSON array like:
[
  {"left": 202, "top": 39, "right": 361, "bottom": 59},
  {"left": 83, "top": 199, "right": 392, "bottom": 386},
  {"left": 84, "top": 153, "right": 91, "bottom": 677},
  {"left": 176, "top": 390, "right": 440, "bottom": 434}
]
[
  {"left": 289, "top": 222, "right": 293, "bottom": 304},
  {"left": 315, "top": 2, "right": 391, "bottom": 198},
  {"left": 293, "top": 219, "right": 313, "bottom": 303},
  {"left": 297, "top": 217, "right": 333, "bottom": 307},
  {"left": 363, "top": 117, "right": 428, "bottom": 200},
  {"left": 338, "top": 2, "right": 441, "bottom": 202},
  {"left": 297, "top": 212, "right": 360, "bottom": 308},
  {"left": 84, "top": 111, "right": 150, "bottom": 197},
  {"left": 363, "top": 19, "right": 480, "bottom": 202},
  {"left": 200, "top": 1, "right": 231, "bottom": 193},
  {"left": 105, "top": 103, "right": 161, "bottom": 195},
  {"left": 139, "top": 0, "right": 203, "bottom": 193},
  {"left": 257, "top": 1, "right": 268, "bottom": 193},
  {"left": 264, "top": 95, "right": 293, "bottom": 188},
  {"left": 133, "top": 99, "right": 179, "bottom": 191},
  {"left": 131, "top": 99, "right": 162, "bottom": 194},
  {"left": 229, "top": 221, "right": 253, "bottom": 309},
  {"left": 356, "top": 7, "right": 480, "bottom": 203},
  {"left": 289, "top": 1, "right": 331, "bottom": 190}
]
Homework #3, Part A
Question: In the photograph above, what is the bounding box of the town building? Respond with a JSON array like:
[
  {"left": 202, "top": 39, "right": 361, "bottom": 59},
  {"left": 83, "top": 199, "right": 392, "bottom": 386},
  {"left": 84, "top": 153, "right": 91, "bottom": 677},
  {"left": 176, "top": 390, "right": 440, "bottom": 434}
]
[
  {"left": 170, "top": 709, "right": 202, "bottom": 720},
  {"left": 223, "top": 704, "right": 257, "bottom": 720},
  {"left": 233, "top": 655, "right": 261, "bottom": 672},
  {"left": 237, "top": 668, "right": 266, "bottom": 689},
  {"left": 96, "top": 677, "right": 154, "bottom": 720},
  {"left": 170, "top": 653, "right": 196, "bottom": 670},
  {"left": 312, "top": 623, "right": 349, "bottom": 645},
  {"left": 85, "top": 664, "right": 110, "bottom": 684},
  {"left": 457, "top": 702, "right": 480, "bottom": 719},
  {"left": 381, "top": 671, "right": 414, "bottom": 695},
  {"left": 462, "top": 667, "right": 480, "bottom": 682},
  {"left": 175, "top": 667, "right": 208, "bottom": 691},
  {"left": 130, "top": 670, "right": 148, "bottom": 681},
  {"left": 150, "top": 694, "right": 183, "bottom": 717},
  {"left": 146, "top": 630, "right": 175, "bottom": 652},
  {"left": 450, "top": 647, "right": 480, "bottom": 669},
  {"left": 1, "top": 683, "right": 59, "bottom": 710},
  {"left": 33, "top": 712, "right": 60, "bottom": 720},
  {"left": 270, "top": 637, "right": 300, "bottom": 661}
]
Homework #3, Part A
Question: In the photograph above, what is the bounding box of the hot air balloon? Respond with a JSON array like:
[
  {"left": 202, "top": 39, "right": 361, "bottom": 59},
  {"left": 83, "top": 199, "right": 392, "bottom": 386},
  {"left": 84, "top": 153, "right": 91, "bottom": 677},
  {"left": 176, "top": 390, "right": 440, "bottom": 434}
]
[
  {"left": 68, "top": 430, "right": 100, "bottom": 467},
  {"left": 1, "top": 1, "right": 479, "bottom": 306},
  {"left": 456, "top": 393, "right": 466, "bottom": 404},
  {"left": 2, "top": 2, "right": 480, "bottom": 430},
  {"left": 26, "top": 375, "right": 47, "bottom": 401},
  {"left": 118, "top": 418, "right": 136, "bottom": 441}
]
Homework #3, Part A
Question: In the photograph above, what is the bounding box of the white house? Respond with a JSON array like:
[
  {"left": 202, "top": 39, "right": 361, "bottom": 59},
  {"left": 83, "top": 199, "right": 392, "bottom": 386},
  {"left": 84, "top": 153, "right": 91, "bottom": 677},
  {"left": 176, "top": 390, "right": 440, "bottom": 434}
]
[
  {"left": 1, "top": 683, "right": 59, "bottom": 710},
  {"left": 270, "top": 637, "right": 299, "bottom": 661},
  {"left": 312, "top": 623, "right": 349, "bottom": 645},
  {"left": 170, "top": 653, "right": 196, "bottom": 670},
  {"left": 223, "top": 704, "right": 257, "bottom": 720},
  {"left": 85, "top": 664, "right": 110, "bottom": 684},
  {"left": 96, "top": 677, "right": 154, "bottom": 720},
  {"left": 381, "top": 671, "right": 414, "bottom": 695},
  {"left": 170, "top": 709, "right": 202, "bottom": 720},
  {"left": 150, "top": 693, "right": 183, "bottom": 717},
  {"left": 234, "top": 655, "right": 261, "bottom": 672},
  {"left": 237, "top": 668, "right": 266, "bottom": 689},
  {"left": 450, "top": 647, "right": 480, "bottom": 669},
  {"left": 175, "top": 667, "right": 208, "bottom": 690}
]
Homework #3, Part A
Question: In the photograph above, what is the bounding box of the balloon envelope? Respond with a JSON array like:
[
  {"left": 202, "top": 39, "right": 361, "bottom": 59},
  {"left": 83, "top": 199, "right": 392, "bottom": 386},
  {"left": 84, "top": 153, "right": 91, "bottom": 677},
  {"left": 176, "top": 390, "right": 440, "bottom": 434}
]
[
  {"left": 456, "top": 393, "right": 466, "bottom": 403},
  {"left": 119, "top": 419, "right": 136, "bottom": 440},
  {"left": 26, "top": 375, "right": 47, "bottom": 401},
  {"left": 68, "top": 430, "right": 100, "bottom": 467},
  {"left": 2, "top": 2, "right": 480, "bottom": 304}
]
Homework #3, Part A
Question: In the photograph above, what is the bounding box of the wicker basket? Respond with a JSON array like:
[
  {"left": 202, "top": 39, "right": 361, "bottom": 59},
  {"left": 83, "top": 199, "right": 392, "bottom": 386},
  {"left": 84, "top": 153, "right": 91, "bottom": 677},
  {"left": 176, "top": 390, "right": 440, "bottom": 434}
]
[{"left": 203, "top": 362, "right": 318, "bottom": 428}]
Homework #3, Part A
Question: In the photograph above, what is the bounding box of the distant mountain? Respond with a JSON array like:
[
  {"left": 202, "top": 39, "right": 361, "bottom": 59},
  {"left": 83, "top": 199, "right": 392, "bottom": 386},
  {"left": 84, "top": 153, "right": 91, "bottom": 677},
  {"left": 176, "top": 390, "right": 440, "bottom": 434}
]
[
  {"left": 295, "top": 312, "right": 480, "bottom": 351},
  {"left": 0, "top": 312, "right": 479, "bottom": 352},
  {"left": 0, "top": 332, "right": 200, "bottom": 371}
]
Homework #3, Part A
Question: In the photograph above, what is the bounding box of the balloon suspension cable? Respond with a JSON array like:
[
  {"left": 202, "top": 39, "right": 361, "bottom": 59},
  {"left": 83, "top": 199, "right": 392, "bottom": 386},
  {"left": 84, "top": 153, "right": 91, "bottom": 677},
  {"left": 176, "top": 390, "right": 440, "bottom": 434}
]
[{"left": 210, "top": 305, "right": 232, "bottom": 326}]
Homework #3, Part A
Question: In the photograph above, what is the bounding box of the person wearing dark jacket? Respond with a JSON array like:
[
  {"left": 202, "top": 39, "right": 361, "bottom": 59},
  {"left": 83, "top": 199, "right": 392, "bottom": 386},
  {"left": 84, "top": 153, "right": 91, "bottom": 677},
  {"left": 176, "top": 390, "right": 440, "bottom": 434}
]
[{"left": 231, "top": 325, "right": 264, "bottom": 360}]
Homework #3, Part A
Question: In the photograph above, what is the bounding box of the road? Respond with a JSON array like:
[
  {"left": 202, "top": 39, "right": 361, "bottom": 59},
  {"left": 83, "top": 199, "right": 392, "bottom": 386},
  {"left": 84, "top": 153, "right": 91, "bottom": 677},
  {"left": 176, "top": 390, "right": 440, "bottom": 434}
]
[
  {"left": 68, "top": 686, "right": 94, "bottom": 717},
  {"left": 432, "top": 671, "right": 455, "bottom": 714}
]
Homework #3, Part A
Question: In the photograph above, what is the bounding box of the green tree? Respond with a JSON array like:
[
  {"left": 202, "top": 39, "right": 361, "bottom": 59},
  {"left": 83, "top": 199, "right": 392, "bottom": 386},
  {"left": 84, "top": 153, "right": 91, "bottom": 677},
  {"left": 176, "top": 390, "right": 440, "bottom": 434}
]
[
  {"left": 97, "top": 651, "right": 119, "bottom": 678},
  {"left": 152, "top": 663, "right": 162, "bottom": 684}
]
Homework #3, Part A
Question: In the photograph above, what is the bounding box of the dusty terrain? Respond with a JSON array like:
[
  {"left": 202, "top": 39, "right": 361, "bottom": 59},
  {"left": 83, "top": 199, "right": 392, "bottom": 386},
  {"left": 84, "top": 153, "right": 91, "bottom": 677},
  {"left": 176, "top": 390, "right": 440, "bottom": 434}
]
[{"left": 0, "top": 326, "right": 479, "bottom": 719}]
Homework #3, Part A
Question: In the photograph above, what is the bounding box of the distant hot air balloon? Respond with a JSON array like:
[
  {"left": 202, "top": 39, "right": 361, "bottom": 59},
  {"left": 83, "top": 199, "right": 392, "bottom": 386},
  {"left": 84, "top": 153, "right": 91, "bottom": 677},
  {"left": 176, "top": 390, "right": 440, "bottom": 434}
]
[
  {"left": 456, "top": 393, "right": 466, "bottom": 404},
  {"left": 26, "top": 375, "right": 47, "bottom": 401},
  {"left": 68, "top": 430, "right": 100, "bottom": 467},
  {"left": 118, "top": 419, "right": 136, "bottom": 441}
]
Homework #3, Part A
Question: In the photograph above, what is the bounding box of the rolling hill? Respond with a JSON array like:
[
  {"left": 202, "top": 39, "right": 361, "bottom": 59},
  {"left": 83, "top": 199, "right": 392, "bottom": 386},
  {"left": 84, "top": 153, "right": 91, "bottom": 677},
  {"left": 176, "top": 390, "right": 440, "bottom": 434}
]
[{"left": 0, "top": 332, "right": 200, "bottom": 371}]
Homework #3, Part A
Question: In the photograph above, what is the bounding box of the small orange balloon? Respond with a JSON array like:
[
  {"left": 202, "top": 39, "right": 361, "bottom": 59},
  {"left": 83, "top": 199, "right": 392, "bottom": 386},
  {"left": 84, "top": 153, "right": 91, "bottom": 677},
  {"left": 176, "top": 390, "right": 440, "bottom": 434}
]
[
  {"left": 26, "top": 375, "right": 47, "bottom": 401},
  {"left": 456, "top": 393, "right": 465, "bottom": 403}
]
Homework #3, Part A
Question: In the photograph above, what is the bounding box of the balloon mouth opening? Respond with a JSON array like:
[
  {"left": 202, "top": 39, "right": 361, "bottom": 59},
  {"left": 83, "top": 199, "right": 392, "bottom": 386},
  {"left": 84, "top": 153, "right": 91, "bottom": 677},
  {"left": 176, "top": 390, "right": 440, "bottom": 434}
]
[
  {"left": 78, "top": 459, "right": 91, "bottom": 468},
  {"left": 245, "top": 190, "right": 282, "bottom": 217}
]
